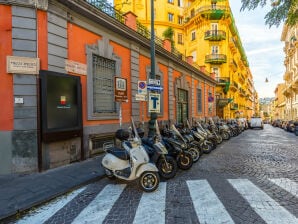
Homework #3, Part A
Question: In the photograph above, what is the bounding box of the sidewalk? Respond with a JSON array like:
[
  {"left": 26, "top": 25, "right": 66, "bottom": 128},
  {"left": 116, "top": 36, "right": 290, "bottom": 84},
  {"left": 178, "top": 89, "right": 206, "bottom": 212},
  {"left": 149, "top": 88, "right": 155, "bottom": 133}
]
[{"left": 0, "top": 156, "right": 105, "bottom": 221}]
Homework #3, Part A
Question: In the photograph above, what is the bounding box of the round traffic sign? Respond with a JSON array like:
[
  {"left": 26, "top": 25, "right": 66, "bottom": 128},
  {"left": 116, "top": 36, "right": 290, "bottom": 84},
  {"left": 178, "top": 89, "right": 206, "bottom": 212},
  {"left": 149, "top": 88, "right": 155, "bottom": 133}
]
[{"left": 138, "top": 81, "right": 146, "bottom": 89}]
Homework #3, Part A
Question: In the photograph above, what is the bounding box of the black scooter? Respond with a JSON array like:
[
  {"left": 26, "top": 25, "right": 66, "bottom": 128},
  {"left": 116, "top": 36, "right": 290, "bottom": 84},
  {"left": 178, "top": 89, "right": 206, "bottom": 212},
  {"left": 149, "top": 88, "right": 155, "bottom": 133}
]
[
  {"left": 161, "top": 124, "right": 193, "bottom": 170},
  {"left": 139, "top": 121, "right": 178, "bottom": 180}
]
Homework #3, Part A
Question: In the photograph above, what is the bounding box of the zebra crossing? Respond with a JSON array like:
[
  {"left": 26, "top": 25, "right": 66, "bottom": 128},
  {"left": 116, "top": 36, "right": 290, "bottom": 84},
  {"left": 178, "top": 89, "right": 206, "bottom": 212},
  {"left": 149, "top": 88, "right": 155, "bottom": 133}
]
[{"left": 15, "top": 178, "right": 298, "bottom": 224}]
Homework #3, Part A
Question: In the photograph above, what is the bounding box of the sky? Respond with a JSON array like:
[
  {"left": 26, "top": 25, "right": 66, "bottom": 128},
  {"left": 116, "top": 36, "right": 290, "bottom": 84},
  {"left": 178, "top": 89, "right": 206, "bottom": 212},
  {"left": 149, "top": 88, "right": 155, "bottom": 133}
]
[{"left": 229, "top": 0, "right": 285, "bottom": 98}]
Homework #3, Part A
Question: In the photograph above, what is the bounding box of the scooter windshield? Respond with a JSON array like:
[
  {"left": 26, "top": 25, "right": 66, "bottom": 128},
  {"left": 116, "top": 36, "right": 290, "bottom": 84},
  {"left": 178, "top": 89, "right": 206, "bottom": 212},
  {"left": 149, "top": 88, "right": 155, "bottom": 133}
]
[{"left": 170, "top": 124, "right": 185, "bottom": 142}]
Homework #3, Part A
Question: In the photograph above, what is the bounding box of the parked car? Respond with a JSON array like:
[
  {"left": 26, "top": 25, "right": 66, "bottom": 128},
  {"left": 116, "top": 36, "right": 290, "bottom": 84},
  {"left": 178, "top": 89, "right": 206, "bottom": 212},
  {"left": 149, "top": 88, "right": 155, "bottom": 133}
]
[{"left": 249, "top": 117, "right": 263, "bottom": 129}]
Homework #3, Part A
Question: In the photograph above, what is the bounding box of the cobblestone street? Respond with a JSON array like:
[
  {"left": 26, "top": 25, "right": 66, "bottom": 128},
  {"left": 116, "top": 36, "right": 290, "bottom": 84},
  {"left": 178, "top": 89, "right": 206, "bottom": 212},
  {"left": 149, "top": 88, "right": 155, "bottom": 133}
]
[{"left": 11, "top": 124, "right": 298, "bottom": 224}]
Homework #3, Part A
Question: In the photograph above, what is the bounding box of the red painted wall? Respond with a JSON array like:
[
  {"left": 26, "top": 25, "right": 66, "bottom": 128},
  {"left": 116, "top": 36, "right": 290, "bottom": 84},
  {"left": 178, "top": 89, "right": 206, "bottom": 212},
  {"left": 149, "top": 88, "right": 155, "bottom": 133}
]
[
  {"left": 37, "top": 10, "right": 48, "bottom": 70},
  {"left": 0, "top": 5, "right": 13, "bottom": 131}
]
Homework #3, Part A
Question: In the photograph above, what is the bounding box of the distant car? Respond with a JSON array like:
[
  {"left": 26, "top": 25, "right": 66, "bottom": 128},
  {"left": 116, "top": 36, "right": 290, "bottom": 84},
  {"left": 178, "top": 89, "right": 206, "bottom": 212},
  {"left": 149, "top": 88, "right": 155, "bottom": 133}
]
[{"left": 250, "top": 117, "right": 263, "bottom": 129}]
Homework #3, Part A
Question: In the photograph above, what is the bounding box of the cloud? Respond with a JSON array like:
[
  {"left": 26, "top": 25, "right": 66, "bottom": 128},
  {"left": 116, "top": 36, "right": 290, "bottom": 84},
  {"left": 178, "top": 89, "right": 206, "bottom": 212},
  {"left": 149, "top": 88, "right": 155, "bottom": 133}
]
[
  {"left": 246, "top": 46, "right": 283, "bottom": 56},
  {"left": 230, "top": 0, "right": 285, "bottom": 98}
]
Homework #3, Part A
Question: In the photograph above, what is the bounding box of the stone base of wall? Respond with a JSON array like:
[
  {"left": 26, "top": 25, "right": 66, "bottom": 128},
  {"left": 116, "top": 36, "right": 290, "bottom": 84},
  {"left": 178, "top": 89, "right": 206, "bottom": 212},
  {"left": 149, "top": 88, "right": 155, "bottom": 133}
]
[{"left": 42, "top": 137, "right": 81, "bottom": 170}]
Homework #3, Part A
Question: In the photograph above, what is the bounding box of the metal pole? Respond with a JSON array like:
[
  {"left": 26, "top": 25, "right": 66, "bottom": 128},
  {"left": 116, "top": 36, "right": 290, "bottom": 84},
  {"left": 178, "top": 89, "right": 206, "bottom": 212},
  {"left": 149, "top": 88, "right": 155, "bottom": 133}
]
[{"left": 148, "top": 0, "right": 157, "bottom": 137}]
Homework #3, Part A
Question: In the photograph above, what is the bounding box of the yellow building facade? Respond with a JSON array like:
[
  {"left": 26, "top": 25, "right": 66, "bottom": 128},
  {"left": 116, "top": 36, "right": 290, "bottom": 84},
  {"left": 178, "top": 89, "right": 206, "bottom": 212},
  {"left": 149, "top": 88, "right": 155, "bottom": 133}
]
[
  {"left": 115, "top": 0, "right": 257, "bottom": 119},
  {"left": 273, "top": 83, "right": 286, "bottom": 120},
  {"left": 281, "top": 23, "right": 298, "bottom": 120}
]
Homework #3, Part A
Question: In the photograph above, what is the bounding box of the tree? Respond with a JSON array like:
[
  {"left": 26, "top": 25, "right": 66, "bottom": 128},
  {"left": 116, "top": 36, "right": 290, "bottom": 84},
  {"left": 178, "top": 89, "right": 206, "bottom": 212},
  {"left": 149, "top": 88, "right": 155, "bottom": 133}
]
[
  {"left": 240, "top": 0, "right": 298, "bottom": 27},
  {"left": 162, "top": 27, "right": 175, "bottom": 49}
]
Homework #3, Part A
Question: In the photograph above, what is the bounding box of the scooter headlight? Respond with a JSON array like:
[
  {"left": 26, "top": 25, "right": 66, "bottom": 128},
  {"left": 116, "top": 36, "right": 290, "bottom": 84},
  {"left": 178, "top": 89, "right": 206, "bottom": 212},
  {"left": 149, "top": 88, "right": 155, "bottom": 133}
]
[{"left": 181, "top": 143, "right": 187, "bottom": 149}]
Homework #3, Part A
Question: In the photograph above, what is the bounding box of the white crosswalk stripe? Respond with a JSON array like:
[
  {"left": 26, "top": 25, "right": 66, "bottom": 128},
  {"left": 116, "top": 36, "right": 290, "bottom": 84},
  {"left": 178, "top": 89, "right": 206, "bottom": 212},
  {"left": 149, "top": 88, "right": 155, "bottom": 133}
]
[
  {"left": 269, "top": 178, "right": 298, "bottom": 197},
  {"left": 71, "top": 184, "right": 126, "bottom": 224},
  {"left": 15, "top": 187, "right": 86, "bottom": 224},
  {"left": 228, "top": 179, "right": 298, "bottom": 224},
  {"left": 15, "top": 178, "right": 298, "bottom": 224},
  {"left": 133, "top": 182, "right": 167, "bottom": 224},
  {"left": 187, "top": 180, "right": 235, "bottom": 224}
]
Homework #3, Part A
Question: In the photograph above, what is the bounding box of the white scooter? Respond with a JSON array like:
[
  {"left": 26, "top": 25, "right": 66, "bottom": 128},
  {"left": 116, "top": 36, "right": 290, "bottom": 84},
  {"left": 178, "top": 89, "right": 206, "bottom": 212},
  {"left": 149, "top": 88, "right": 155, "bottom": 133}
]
[{"left": 101, "top": 118, "right": 160, "bottom": 192}]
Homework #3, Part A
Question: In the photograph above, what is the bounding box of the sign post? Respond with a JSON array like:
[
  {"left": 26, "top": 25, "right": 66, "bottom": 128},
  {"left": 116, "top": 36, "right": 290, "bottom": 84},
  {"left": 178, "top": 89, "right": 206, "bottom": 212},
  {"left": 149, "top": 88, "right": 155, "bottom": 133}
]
[
  {"left": 136, "top": 81, "right": 148, "bottom": 125},
  {"left": 114, "top": 77, "right": 128, "bottom": 128}
]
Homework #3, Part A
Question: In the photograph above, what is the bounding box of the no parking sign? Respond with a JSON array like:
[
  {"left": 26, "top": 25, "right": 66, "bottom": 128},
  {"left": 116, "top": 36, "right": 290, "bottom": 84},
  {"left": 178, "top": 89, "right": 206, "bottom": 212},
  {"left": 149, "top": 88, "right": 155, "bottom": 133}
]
[{"left": 138, "top": 81, "right": 147, "bottom": 95}]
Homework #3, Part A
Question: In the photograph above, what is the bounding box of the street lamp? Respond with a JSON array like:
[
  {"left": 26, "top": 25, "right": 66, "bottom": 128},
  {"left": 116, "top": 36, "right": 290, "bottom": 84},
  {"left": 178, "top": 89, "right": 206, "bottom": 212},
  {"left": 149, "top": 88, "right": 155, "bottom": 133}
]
[{"left": 148, "top": 0, "right": 157, "bottom": 137}]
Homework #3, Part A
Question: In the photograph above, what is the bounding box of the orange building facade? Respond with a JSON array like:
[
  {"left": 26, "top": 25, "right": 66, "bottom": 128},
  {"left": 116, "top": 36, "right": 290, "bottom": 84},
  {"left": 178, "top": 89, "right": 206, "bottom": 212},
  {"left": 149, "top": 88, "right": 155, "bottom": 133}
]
[{"left": 0, "top": 0, "right": 216, "bottom": 174}]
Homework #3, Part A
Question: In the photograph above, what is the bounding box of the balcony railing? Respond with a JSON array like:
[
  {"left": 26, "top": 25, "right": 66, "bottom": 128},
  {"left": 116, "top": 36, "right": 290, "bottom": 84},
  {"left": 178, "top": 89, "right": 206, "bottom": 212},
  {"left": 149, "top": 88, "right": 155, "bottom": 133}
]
[
  {"left": 230, "top": 103, "right": 238, "bottom": 110},
  {"left": 204, "top": 30, "right": 226, "bottom": 41},
  {"left": 205, "top": 54, "right": 227, "bottom": 64},
  {"left": 87, "top": 0, "right": 126, "bottom": 24},
  {"left": 216, "top": 77, "right": 230, "bottom": 85},
  {"left": 196, "top": 5, "right": 229, "bottom": 20},
  {"left": 229, "top": 81, "right": 238, "bottom": 91}
]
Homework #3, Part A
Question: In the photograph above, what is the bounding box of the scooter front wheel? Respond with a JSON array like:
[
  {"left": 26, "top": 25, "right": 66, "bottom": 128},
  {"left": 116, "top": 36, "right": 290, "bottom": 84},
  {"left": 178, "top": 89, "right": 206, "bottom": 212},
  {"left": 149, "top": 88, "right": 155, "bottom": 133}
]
[
  {"left": 105, "top": 169, "right": 115, "bottom": 180},
  {"left": 157, "top": 156, "right": 177, "bottom": 179},
  {"left": 177, "top": 152, "right": 193, "bottom": 170},
  {"left": 139, "top": 171, "right": 160, "bottom": 192},
  {"left": 188, "top": 147, "right": 200, "bottom": 163}
]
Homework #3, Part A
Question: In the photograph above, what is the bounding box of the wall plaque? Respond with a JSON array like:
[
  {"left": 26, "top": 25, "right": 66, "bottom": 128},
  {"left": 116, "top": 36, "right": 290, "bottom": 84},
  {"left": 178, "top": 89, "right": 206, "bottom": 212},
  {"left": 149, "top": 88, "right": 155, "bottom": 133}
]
[{"left": 7, "top": 56, "right": 40, "bottom": 74}]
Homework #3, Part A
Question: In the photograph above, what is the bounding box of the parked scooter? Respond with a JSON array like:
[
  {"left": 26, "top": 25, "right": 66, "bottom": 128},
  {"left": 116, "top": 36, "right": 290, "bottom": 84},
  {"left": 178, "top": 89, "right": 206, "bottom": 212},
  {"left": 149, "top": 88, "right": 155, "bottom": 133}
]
[
  {"left": 192, "top": 120, "right": 214, "bottom": 154},
  {"left": 140, "top": 121, "right": 178, "bottom": 179},
  {"left": 294, "top": 120, "right": 298, "bottom": 136},
  {"left": 101, "top": 118, "right": 160, "bottom": 192},
  {"left": 161, "top": 123, "right": 193, "bottom": 170},
  {"left": 175, "top": 122, "right": 201, "bottom": 163}
]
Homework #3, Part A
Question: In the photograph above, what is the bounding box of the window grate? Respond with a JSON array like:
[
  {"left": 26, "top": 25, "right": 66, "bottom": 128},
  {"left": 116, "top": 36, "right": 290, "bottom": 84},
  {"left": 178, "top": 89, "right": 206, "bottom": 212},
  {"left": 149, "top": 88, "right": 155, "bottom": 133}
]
[{"left": 92, "top": 55, "right": 116, "bottom": 113}]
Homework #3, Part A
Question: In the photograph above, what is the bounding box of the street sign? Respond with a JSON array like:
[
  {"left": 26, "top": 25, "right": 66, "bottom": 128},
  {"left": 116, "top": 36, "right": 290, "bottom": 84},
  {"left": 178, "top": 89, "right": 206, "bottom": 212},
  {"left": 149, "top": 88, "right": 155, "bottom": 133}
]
[
  {"left": 147, "top": 85, "right": 163, "bottom": 91},
  {"left": 114, "top": 77, "right": 128, "bottom": 102},
  {"left": 148, "top": 93, "right": 160, "bottom": 113},
  {"left": 135, "top": 94, "right": 147, "bottom": 101},
  {"left": 149, "top": 79, "right": 160, "bottom": 86},
  {"left": 138, "top": 81, "right": 147, "bottom": 95}
]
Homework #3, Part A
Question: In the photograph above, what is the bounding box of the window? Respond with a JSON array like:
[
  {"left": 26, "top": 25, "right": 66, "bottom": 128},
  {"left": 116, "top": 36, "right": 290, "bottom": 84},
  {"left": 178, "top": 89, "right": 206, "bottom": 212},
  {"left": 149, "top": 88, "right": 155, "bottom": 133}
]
[
  {"left": 178, "top": 16, "right": 183, "bottom": 24},
  {"left": 190, "top": 9, "right": 195, "bottom": 17},
  {"left": 211, "top": 2, "right": 216, "bottom": 9},
  {"left": 178, "top": 0, "right": 182, "bottom": 7},
  {"left": 168, "top": 0, "right": 174, "bottom": 3},
  {"left": 92, "top": 55, "right": 116, "bottom": 113},
  {"left": 178, "top": 33, "right": 183, "bottom": 44},
  {"left": 197, "top": 88, "right": 202, "bottom": 113},
  {"left": 211, "top": 67, "right": 219, "bottom": 80},
  {"left": 191, "top": 30, "right": 196, "bottom": 41},
  {"left": 191, "top": 51, "right": 197, "bottom": 62},
  {"left": 211, "top": 45, "right": 219, "bottom": 54},
  {"left": 168, "top": 13, "right": 174, "bottom": 22},
  {"left": 211, "top": 23, "right": 218, "bottom": 35}
]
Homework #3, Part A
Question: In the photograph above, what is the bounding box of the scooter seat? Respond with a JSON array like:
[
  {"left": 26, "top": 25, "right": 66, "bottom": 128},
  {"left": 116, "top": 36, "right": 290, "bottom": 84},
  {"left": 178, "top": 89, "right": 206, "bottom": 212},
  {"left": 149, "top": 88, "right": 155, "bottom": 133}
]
[{"left": 106, "top": 147, "right": 129, "bottom": 160}]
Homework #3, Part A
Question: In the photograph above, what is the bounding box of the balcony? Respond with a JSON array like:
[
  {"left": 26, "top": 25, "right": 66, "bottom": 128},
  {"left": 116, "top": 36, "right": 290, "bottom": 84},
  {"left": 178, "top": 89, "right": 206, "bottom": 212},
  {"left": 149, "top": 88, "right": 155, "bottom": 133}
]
[
  {"left": 196, "top": 5, "right": 229, "bottom": 20},
  {"left": 229, "top": 81, "right": 238, "bottom": 92},
  {"left": 216, "top": 77, "right": 230, "bottom": 94},
  {"left": 204, "top": 30, "right": 226, "bottom": 41},
  {"left": 205, "top": 54, "right": 227, "bottom": 64},
  {"left": 230, "top": 103, "right": 238, "bottom": 110},
  {"left": 229, "top": 59, "right": 237, "bottom": 72},
  {"left": 217, "top": 98, "right": 233, "bottom": 108},
  {"left": 229, "top": 37, "right": 237, "bottom": 53},
  {"left": 238, "top": 73, "right": 245, "bottom": 84},
  {"left": 294, "top": 75, "right": 298, "bottom": 84},
  {"left": 282, "top": 85, "right": 292, "bottom": 96},
  {"left": 239, "top": 88, "right": 246, "bottom": 97},
  {"left": 283, "top": 71, "right": 292, "bottom": 81},
  {"left": 216, "top": 77, "right": 230, "bottom": 85}
]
